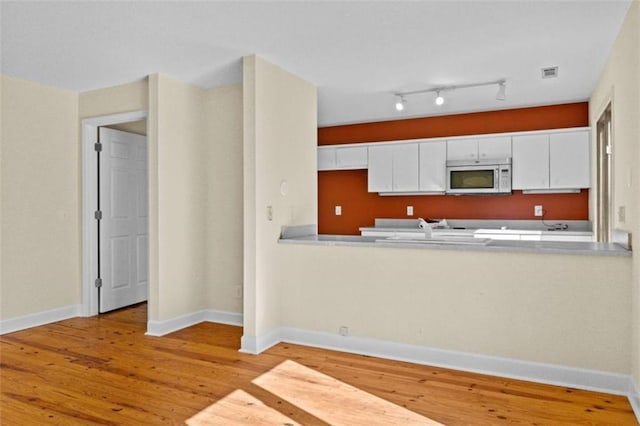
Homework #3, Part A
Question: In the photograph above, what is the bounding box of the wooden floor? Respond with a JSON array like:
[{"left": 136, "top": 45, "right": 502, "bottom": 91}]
[{"left": 0, "top": 304, "right": 636, "bottom": 425}]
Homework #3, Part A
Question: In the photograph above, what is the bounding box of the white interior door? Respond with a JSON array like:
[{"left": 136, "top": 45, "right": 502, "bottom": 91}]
[{"left": 99, "top": 127, "right": 148, "bottom": 313}]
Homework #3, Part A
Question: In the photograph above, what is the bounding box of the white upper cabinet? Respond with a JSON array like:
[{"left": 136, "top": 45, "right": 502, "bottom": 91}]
[
  {"left": 447, "top": 136, "right": 511, "bottom": 162},
  {"left": 318, "top": 145, "right": 368, "bottom": 171},
  {"left": 512, "top": 130, "right": 590, "bottom": 191},
  {"left": 368, "top": 144, "right": 419, "bottom": 192},
  {"left": 419, "top": 141, "right": 447, "bottom": 192},
  {"left": 317, "top": 147, "right": 337, "bottom": 170},
  {"left": 512, "top": 134, "right": 550, "bottom": 190},
  {"left": 336, "top": 146, "right": 368, "bottom": 169},
  {"left": 325, "top": 127, "right": 589, "bottom": 194},
  {"left": 549, "top": 131, "right": 590, "bottom": 189},
  {"left": 446, "top": 139, "right": 478, "bottom": 161},
  {"left": 392, "top": 143, "right": 419, "bottom": 191},
  {"left": 478, "top": 136, "right": 511, "bottom": 160},
  {"left": 368, "top": 145, "right": 394, "bottom": 192}
]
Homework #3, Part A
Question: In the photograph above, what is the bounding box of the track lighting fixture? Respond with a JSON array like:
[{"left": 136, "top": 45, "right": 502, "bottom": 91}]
[{"left": 394, "top": 79, "right": 507, "bottom": 111}]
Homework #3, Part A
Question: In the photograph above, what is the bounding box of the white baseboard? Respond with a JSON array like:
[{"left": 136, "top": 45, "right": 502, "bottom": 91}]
[
  {"left": 203, "top": 310, "right": 243, "bottom": 327},
  {"left": 146, "top": 309, "right": 242, "bottom": 336},
  {"left": 239, "top": 328, "right": 282, "bottom": 354},
  {"left": 241, "top": 326, "right": 632, "bottom": 398},
  {"left": 0, "top": 304, "right": 82, "bottom": 335},
  {"left": 629, "top": 377, "right": 640, "bottom": 423}
]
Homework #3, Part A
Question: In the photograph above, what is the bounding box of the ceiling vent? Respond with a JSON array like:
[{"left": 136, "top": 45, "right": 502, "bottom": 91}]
[{"left": 541, "top": 66, "right": 559, "bottom": 79}]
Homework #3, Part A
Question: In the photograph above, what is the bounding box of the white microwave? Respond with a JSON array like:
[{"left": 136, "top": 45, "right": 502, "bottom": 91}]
[{"left": 446, "top": 159, "right": 512, "bottom": 195}]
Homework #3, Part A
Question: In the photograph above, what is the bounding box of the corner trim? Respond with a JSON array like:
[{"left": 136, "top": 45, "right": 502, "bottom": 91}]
[
  {"left": 145, "top": 309, "right": 243, "bottom": 336},
  {"left": 629, "top": 377, "right": 640, "bottom": 422},
  {"left": 239, "top": 328, "right": 282, "bottom": 354},
  {"left": 244, "top": 326, "right": 632, "bottom": 398},
  {"left": 0, "top": 305, "right": 82, "bottom": 335}
]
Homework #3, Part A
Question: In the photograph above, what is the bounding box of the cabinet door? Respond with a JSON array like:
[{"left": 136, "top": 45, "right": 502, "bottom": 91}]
[
  {"left": 549, "top": 131, "right": 590, "bottom": 189},
  {"left": 392, "top": 144, "right": 419, "bottom": 191},
  {"left": 336, "top": 146, "right": 368, "bottom": 169},
  {"left": 446, "top": 139, "right": 477, "bottom": 161},
  {"left": 512, "top": 134, "right": 549, "bottom": 189},
  {"left": 368, "top": 145, "right": 393, "bottom": 192},
  {"left": 478, "top": 136, "right": 511, "bottom": 160},
  {"left": 317, "top": 147, "right": 336, "bottom": 171},
  {"left": 419, "top": 141, "right": 446, "bottom": 192}
]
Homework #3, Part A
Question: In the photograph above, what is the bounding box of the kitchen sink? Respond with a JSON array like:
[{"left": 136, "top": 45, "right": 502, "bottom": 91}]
[{"left": 377, "top": 236, "right": 492, "bottom": 246}]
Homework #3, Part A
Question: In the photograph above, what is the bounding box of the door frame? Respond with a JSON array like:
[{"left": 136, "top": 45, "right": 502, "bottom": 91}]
[
  {"left": 596, "top": 103, "right": 613, "bottom": 242},
  {"left": 81, "top": 111, "right": 147, "bottom": 316}
]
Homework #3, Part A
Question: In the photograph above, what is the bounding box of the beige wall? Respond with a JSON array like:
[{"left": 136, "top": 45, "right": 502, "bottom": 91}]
[
  {"left": 79, "top": 79, "right": 148, "bottom": 120},
  {"left": 148, "top": 74, "right": 208, "bottom": 321},
  {"left": 204, "top": 84, "right": 244, "bottom": 313},
  {"left": 1, "top": 73, "right": 243, "bottom": 325},
  {"left": 279, "top": 246, "right": 631, "bottom": 373},
  {"left": 243, "top": 55, "right": 318, "bottom": 339},
  {"left": 1, "top": 75, "right": 80, "bottom": 319},
  {"left": 590, "top": 0, "right": 640, "bottom": 383}
]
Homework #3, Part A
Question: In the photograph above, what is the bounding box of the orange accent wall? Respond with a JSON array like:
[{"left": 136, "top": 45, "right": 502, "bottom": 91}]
[
  {"left": 319, "top": 103, "right": 589, "bottom": 145},
  {"left": 318, "top": 103, "right": 590, "bottom": 235}
]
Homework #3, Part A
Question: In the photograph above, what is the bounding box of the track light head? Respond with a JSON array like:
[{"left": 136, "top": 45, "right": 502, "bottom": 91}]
[
  {"left": 394, "top": 78, "right": 505, "bottom": 111},
  {"left": 496, "top": 82, "right": 506, "bottom": 101}
]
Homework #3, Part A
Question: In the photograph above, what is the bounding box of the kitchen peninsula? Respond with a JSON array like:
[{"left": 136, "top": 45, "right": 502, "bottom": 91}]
[{"left": 279, "top": 223, "right": 630, "bottom": 256}]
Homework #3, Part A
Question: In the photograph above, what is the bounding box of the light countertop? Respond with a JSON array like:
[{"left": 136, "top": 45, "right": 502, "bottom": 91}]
[{"left": 279, "top": 225, "right": 630, "bottom": 257}]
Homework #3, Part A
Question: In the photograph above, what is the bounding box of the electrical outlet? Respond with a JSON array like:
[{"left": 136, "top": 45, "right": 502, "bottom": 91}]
[
  {"left": 335, "top": 205, "right": 342, "bottom": 216},
  {"left": 339, "top": 326, "right": 349, "bottom": 336},
  {"left": 534, "top": 205, "right": 543, "bottom": 217},
  {"left": 407, "top": 206, "right": 414, "bottom": 216},
  {"left": 267, "top": 205, "right": 273, "bottom": 221}
]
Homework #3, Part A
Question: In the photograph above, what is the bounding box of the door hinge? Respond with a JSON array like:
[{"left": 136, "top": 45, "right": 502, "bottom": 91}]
[
  {"left": 94, "top": 210, "right": 103, "bottom": 220},
  {"left": 94, "top": 142, "right": 102, "bottom": 152},
  {"left": 94, "top": 278, "right": 103, "bottom": 288},
  {"left": 606, "top": 145, "right": 612, "bottom": 155}
]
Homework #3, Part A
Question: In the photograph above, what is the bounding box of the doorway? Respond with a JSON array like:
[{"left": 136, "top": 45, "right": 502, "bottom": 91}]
[
  {"left": 596, "top": 104, "right": 612, "bottom": 242},
  {"left": 81, "top": 111, "right": 148, "bottom": 317}
]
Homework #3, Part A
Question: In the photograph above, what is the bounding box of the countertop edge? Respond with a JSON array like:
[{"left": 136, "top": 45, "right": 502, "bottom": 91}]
[{"left": 278, "top": 236, "right": 631, "bottom": 257}]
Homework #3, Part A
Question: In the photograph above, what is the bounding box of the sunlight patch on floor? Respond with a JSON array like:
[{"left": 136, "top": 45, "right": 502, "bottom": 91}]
[
  {"left": 252, "top": 359, "right": 443, "bottom": 425},
  {"left": 185, "top": 389, "right": 300, "bottom": 426}
]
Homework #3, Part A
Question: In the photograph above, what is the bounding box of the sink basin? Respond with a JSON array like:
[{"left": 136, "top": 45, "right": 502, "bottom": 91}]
[{"left": 377, "top": 236, "right": 492, "bottom": 246}]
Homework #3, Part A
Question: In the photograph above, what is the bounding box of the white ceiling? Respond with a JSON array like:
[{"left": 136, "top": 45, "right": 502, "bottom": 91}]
[{"left": 1, "top": 1, "right": 631, "bottom": 127}]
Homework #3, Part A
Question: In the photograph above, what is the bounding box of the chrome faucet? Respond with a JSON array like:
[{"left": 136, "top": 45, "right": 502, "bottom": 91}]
[{"left": 418, "top": 218, "right": 433, "bottom": 239}]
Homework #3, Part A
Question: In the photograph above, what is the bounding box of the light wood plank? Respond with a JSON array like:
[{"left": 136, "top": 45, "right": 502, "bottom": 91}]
[{"left": 0, "top": 304, "right": 636, "bottom": 425}]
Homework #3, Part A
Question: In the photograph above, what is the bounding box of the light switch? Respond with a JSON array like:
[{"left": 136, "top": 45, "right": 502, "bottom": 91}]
[
  {"left": 407, "top": 206, "right": 414, "bottom": 216},
  {"left": 618, "top": 206, "right": 626, "bottom": 223},
  {"left": 335, "top": 205, "right": 342, "bottom": 216}
]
